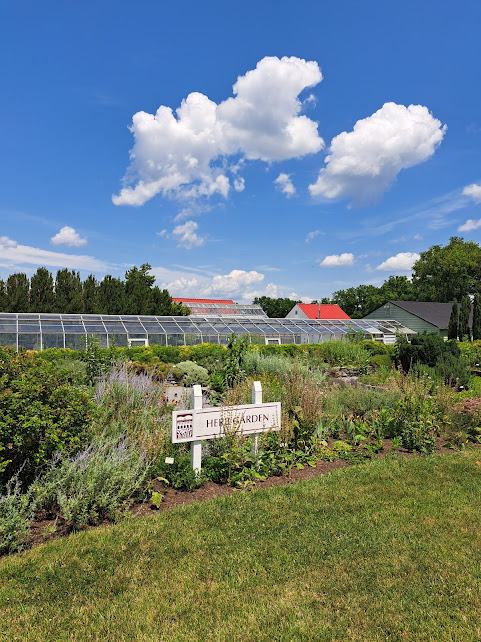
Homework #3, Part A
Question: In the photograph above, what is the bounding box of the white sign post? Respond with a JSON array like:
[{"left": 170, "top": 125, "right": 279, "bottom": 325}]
[{"left": 172, "top": 381, "right": 281, "bottom": 473}]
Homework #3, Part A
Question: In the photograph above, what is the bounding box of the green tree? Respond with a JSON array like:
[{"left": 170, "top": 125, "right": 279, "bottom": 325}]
[
  {"left": 30, "top": 267, "right": 55, "bottom": 312},
  {"left": 0, "top": 279, "right": 6, "bottom": 311},
  {"left": 447, "top": 299, "right": 458, "bottom": 341},
  {"left": 5, "top": 273, "right": 30, "bottom": 312},
  {"left": 330, "top": 284, "right": 379, "bottom": 318},
  {"left": 55, "top": 269, "right": 83, "bottom": 313},
  {"left": 253, "top": 296, "right": 300, "bottom": 318},
  {"left": 124, "top": 264, "right": 155, "bottom": 315},
  {"left": 472, "top": 294, "right": 481, "bottom": 341},
  {"left": 98, "top": 275, "right": 125, "bottom": 314},
  {"left": 82, "top": 274, "right": 99, "bottom": 314},
  {"left": 412, "top": 237, "right": 481, "bottom": 302},
  {"left": 458, "top": 295, "right": 472, "bottom": 341},
  {"left": 148, "top": 286, "right": 187, "bottom": 315}
]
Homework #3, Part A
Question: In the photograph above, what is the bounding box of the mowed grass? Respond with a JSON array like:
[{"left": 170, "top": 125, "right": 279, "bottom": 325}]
[{"left": 1, "top": 452, "right": 481, "bottom": 641}]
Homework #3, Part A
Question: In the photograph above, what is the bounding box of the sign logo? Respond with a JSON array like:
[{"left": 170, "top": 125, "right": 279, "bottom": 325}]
[{"left": 175, "top": 413, "right": 193, "bottom": 441}]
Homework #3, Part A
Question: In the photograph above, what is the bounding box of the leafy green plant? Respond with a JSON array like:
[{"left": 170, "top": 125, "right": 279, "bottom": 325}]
[
  {"left": 0, "top": 472, "right": 36, "bottom": 555},
  {"left": 0, "top": 347, "right": 95, "bottom": 487},
  {"left": 171, "top": 361, "right": 209, "bottom": 387},
  {"left": 36, "top": 433, "right": 151, "bottom": 528}
]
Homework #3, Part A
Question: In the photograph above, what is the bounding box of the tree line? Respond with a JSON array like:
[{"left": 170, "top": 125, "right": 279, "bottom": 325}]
[
  {"left": 255, "top": 237, "right": 481, "bottom": 319},
  {"left": 0, "top": 264, "right": 187, "bottom": 316}
]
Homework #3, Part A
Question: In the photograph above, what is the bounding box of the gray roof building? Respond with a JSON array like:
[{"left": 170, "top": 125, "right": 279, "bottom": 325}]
[{"left": 364, "top": 300, "right": 471, "bottom": 338}]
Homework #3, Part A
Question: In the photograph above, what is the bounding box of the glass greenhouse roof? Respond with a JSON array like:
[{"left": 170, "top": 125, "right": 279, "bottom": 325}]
[{"left": 0, "top": 312, "right": 415, "bottom": 345}]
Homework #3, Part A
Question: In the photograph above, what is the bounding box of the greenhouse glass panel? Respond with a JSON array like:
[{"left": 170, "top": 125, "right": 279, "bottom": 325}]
[
  {"left": 210, "top": 323, "right": 233, "bottom": 333},
  {"left": 110, "top": 334, "right": 128, "bottom": 347},
  {"left": 62, "top": 315, "right": 85, "bottom": 320},
  {"left": 128, "top": 333, "right": 147, "bottom": 339},
  {"left": 166, "top": 334, "right": 184, "bottom": 347},
  {"left": 41, "top": 322, "right": 64, "bottom": 332},
  {"left": 62, "top": 323, "right": 86, "bottom": 333},
  {"left": 0, "top": 323, "right": 16, "bottom": 332},
  {"left": 18, "top": 334, "right": 42, "bottom": 350},
  {"left": 148, "top": 334, "right": 166, "bottom": 346},
  {"left": 140, "top": 322, "right": 163, "bottom": 332},
  {"left": 103, "top": 323, "right": 126, "bottom": 333},
  {"left": 42, "top": 333, "right": 64, "bottom": 349},
  {"left": 83, "top": 323, "right": 108, "bottom": 333},
  {"left": 177, "top": 322, "right": 201, "bottom": 333},
  {"left": 219, "top": 334, "right": 232, "bottom": 346},
  {"left": 224, "top": 323, "right": 249, "bottom": 334},
  {"left": 249, "top": 334, "right": 265, "bottom": 346},
  {"left": 122, "top": 323, "right": 146, "bottom": 333},
  {"left": 194, "top": 322, "right": 217, "bottom": 333},
  {"left": 65, "top": 334, "right": 87, "bottom": 350},
  {"left": 19, "top": 314, "right": 39, "bottom": 320},
  {"left": 0, "top": 314, "right": 16, "bottom": 319},
  {"left": 184, "top": 333, "right": 202, "bottom": 346},
  {"left": 203, "top": 335, "right": 220, "bottom": 345},
  {"left": 0, "top": 333, "right": 16, "bottom": 347}
]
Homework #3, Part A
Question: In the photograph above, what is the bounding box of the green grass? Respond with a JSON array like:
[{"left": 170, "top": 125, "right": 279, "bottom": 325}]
[{"left": 1, "top": 451, "right": 481, "bottom": 641}]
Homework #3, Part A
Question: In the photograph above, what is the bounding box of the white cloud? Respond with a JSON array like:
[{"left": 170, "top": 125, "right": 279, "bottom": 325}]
[
  {"left": 274, "top": 172, "right": 296, "bottom": 197},
  {"left": 0, "top": 236, "right": 108, "bottom": 271},
  {"left": 233, "top": 177, "right": 245, "bottom": 192},
  {"left": 413, "top": 233, "right": 422, "bottom": 240},
  {"left": 458, "top": 218, "right": 481, "bottom": 232},
  {"left": 463, "top": 183, "right": 481, "bottom": 203},
  {"left": 309, "top": 102, "right": 446, "bottom": 206},
  {"left": 376, "top": 252, "right": 420, "bottom": 271},
  {"left": 172, "top": 220, "right": 205, "bottom": 249},
  {"left": 51, "top": 226, "right": 87, "bottom": 247},
  {"left": 113, "top": 56, "right": 323, "bottom": 206},
  {"left": 320, "top": 253, "right": 354, "bottom": 267},
  {"left": 305, "top": 229, "right": 322, "bottom": 243},
  {"left": 157, "top": 229, "right": 168, "bottom": 237}
]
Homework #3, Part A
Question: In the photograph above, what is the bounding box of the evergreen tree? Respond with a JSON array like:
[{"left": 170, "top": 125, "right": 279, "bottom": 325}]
[
  {"left": 5, "top": 273, "right": 30, "bottom": 312},
  {"left": 447, "top": 299, "right": 458, "bottom": 341},
  {"left": 30, "top": 267, "right": 55, "bottom": 312},
  {"left": 148, "top": 286, "right": 188, "bottom": 315},
  {"left": 98, "top": 275, "right": 125, "bottom": 314},
  {"left": 124, "top": 264, "right": 155, "bottom": 315},
  {"left": 0, "top": 279, "right": 6, "bottom": 311},
  {"left": 458, "top": 295, "right": 471, "bottom": 341},
  {"left": 82, "top": 274, "right": 99, "bottom": 313},
  {"left": 472, "top": 294, "right": 481, "bottom": 340},
  {"left": 55, "top": 269, "right": 83, "bottom": 313}
]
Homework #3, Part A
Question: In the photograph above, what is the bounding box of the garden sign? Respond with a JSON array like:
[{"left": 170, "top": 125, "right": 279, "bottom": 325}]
[{"left": 172, "top": 382, "right": 281, "bottom": 472}]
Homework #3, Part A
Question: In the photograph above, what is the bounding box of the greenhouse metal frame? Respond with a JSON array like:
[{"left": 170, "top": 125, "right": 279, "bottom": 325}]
[{"left": 0, "top": 313, "right": 414, "bottom": 351}]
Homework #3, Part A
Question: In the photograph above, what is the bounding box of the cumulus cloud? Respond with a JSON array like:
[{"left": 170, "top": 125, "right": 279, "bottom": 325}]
[
  {"left": 309, "top": 102, "right": 446, "bottom": 206},
  {"left": 113, "top": 56, "right": 323, "bottom": 206},
  {"left": 172, "top": 220, "right": 205, "bottom": 249},
  {"left": 233, "top": 177, "right": 245, "bottom": 192},
  {"left": 320, "top": 253, "right": 354, "bottom": 267},
  {"left": 463, "top": 183, "right": 481, "bottom": 203},
  {"left": 305, "top": 229, "right": 322, "bottom": 243},
  {"left": 458, "top": 218, "right": 481, "bottom": 232},
  {"left": 51, "top": 226, "right": 87, "bottom": 247},
  {"left": 274, "top": 172, "right": 296, "bottom": 197},
  {"left": 376, "top": 252, "right": 420, "bottom": 271},
  {"left": 0, "top": 236, "right": 107, "bottom": 271}
]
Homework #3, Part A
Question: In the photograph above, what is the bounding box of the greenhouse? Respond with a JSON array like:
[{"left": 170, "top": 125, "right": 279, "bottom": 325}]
[{"left": 0, "top": 313, "right": 414, "bottom": 350}]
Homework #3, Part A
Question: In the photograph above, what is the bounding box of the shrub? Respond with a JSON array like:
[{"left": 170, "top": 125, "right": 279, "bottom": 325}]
[
  {"left": 369, "top": 354, "right": 393, "bottom": 369},
  {"left": 36, "top": 434, "right": 151, "bottom": 528},
  {"left": 172, "top": 361, "right": 209, "bottom": 387},
  {"left": 0, "top": 471, "right": 36, "bottom": 555},
  {"left": 92, "top": 363, "right": 172, "bottom": 460},
  {"left": 0, "top": 347, "right": 95, "bottom": 487}
]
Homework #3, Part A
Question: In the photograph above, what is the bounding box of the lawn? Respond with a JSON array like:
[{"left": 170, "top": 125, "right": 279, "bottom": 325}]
[{"left": 1, "top": 450, "right": 480, "bottom": 641}]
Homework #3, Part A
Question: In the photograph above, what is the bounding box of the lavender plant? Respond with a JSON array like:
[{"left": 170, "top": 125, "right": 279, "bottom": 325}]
[{"left": 37, "top": 433, "right": 151, "bottom": 528}]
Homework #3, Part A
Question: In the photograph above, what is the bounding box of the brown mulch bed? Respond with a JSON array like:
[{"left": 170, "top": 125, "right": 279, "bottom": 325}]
[{"left": 25, "top": 440, "right": 479, "bottom": 551}]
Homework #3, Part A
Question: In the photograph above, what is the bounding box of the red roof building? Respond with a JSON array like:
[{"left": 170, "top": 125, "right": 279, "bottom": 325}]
[
  {"left": 172, "top": 298, "right": 235, "bottom": 304},
  {"left": 286, "top": 303, "right": 350, "bottom": 320}
]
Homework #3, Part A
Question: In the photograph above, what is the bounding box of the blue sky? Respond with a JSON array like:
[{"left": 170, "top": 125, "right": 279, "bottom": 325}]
[{"left": 1, "top": 0, "right": 480, "bottom": 302}]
